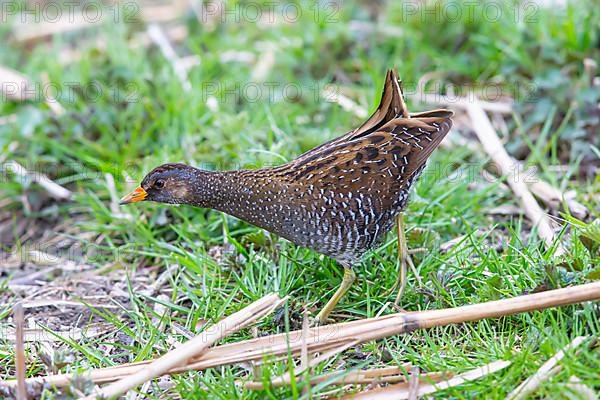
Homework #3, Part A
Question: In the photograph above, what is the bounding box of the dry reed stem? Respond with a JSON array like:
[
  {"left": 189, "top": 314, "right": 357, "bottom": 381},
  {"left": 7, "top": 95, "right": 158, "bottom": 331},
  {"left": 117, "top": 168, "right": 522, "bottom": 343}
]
[
  {"left": 527, "top": 179, "right": 588, "bottom": 220},
  {"left": 441, "top": 127, "right": 588, "bottom": 219},
  {"left": 324, "top": 86, "right": 368, "bottom": 118},
  {"left": 243, "top": 340, "right": 363, "bottom": 390},
  {"left": 58, "top": 25, "right": 188, "bottom": 65},
  {"left": 506, "top": 336, "right": 589, "bottom": 400},
  {"left": 300, "top": 312, "right": 309, "bottom": 396},
  {"left": 466, "top": 98, "right": 566, "bottom": 256},
  {"left": 3, "top": 281, "right": 599, "bottom": 391},
  {"left": 13, "top": 303, "right": 27, "bottom": 400},
  {"left": 105, "top": 173, "right": 133, "bottom": 220},
  {"left": 251, "top": 44, "right": 276, "bottom": 82},
  {"left": 0, "top": 114, "right": 18, "bottom": 125},
  {"left": 140, "top": 265, "right": 180, "bottom": 297},
  {"left": 80, "top": 294, "right": 283, "bottom": 400},
  {"left": 21, "top": 299, "right": 117, "bottom": 310},
  {"left": 4, "top": 160, "right": 72, "bottom": 200},
  {"left": 340, "top": 360, "right": 511, "bottom": 399},
  {"left": 13, "top": 15, "right": 106, "bottom": 43},
  {"left": 40, "top": 72, "right": 65, "bottom": 115},
  {"left": 12, "top": 1, "right": 187, "bottom": 43},
  {"left": 245, "top": 364, "right": 418, "bottom": 390},
  {"left": 412, "top": 71, "right": 513, "bottom": 115},
  {"left": 407, "top": 366, "right": 419, "bottom": 400},
  {"left": 410, "top": 93, "right": 513, "bottom": 114},
  {"left": 147, "top": 24, "right": 192, "bottom": 92},
  {"left": 0, "top": 66, "right": 36, "bottom": 101},
  {"left": 141, "top": 1, "right": 188, "bottom": 22},
  {"left": 565, "top": 376, "right": 597, "bottom": 400}
]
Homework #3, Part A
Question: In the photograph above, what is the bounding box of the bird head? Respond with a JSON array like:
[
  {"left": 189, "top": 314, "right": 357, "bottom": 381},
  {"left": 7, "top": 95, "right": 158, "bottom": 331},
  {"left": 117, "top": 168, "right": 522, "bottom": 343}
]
[{"left": 119, "top": 163, "right": 194, "bottom": 205}]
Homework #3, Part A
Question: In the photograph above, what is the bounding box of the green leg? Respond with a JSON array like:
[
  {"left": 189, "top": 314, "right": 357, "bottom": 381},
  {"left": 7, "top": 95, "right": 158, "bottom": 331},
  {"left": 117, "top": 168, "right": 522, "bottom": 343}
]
[
  {"left": 394, "top": 213, "right": 409, "bottom": 306},
  {"left": 315, "top": 267, "right": 356, "bottom": 325},
  {"left": 390, "top": 213, "right": 425, "bottom": 305}
]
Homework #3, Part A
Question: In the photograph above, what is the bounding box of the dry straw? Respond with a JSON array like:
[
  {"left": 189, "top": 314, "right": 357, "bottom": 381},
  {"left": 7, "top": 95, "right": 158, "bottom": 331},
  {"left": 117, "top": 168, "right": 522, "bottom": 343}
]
[{"left": 2, "top": 281, "right": 599, "bottom": 396}]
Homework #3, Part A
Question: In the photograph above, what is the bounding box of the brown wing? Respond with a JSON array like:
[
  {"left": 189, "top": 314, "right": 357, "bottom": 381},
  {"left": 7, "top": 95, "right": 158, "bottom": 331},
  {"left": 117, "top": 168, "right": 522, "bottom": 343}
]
[
  {"left": 277, "top": 112, "right": 452, "bottom": 214},
  {"left": 264, "top": 67, "right": 453, "bottom": 212},
  {"left": 288, "top": 69, "right": 408, "bottom": 167}
]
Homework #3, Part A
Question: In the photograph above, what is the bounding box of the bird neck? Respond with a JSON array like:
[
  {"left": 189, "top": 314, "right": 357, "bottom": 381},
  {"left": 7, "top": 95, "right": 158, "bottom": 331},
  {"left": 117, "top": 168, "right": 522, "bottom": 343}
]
[{"left": 184, "top": 169, "right": 256, "bottom": 216}]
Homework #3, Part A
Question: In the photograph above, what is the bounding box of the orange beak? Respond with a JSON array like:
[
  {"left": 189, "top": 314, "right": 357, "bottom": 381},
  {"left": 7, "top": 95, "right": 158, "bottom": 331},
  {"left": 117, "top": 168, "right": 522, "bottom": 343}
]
[{"left": 119, "top": 186, "right": 147, "bottom": 205}]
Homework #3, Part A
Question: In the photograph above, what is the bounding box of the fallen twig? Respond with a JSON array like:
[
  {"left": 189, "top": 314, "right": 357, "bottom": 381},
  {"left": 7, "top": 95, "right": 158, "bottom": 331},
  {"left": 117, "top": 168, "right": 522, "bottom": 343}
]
[
  {"left": 324, "top": 85, "right": 368, "bottom": 118},
  {"left": 4, "top": 160, "right": 72, "bottom": 200},
  {"left": 80, "top": 294, "right": 284, "bottom": 399},
  {"left": 0, "top": 114, "right": 18, "bottom": 125},
  {"left": 14, "top": 303, "right": 27, "bottom": 400},
  {"left": 251, "top": 43, "right": 276, "bottom": 82},
  {"left": 40, "top": 72, "right": 65, "bottom": 115},
  {"left": 466, "top": 98, "right": 565, "bottom": 256},
  {"left": 410, "top": 93, "right": 513, "bottom": 114},
  {"left": 106, "top": 173, "right": 133, "bottom": 220},
  {"left": 147, "top": 24, "right": 193, "bottom": 92},
  {"left": 527, "top": 178, "right": 588, "bottom": 220},
  {"left": 340, "top": 360, "right": 511, "bottom": 399},
  {"left": 0, "top": 57, "right": 79, "bottom": 122},
  {"left": 245, "top": 364, "right": 416, "bottom": 390},
  {"left": 151, "top": 294, "right": 172, "bottom": 333},
  {"left": 58, "top": 25, "right": 188, "bottom": 65},
  {"left": 12, "top": 14, "right": 106, "bottom": 43},
  {"left": 407, "top": 367, "right": 419, "bottom": 400},
  {"left": 445, "top": 129, "right": 589, "bottom": 219},
  {"left": 12, "top": 2, "right": 187, "bottom": 43},
  {"left": 244, "top": 340, "right": 363, "bottom": 390},
  {"left": 3, "top": 281, "right": 599, "bottom": 390},
  {"left": 506, "top": 336, "right": 590, "bottom": 400},
  {"left": 21, "top": 299, "right": 118, "bottom": 310},
  {"left": 0, "top": 66, "right": 37, "bottom": 102},
  {"left": 140, "top": 264, "right": 180, "bottom": 297},
  {"left": 140, "top": 0, "right": 189, "bottom": 23},
  {"left": 565, "top": 376, "right": 597, "bottom": 400}
]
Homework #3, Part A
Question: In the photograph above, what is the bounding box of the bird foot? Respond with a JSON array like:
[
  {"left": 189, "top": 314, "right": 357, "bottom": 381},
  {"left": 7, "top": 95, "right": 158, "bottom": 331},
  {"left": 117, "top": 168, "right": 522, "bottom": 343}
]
[{"left": 309, "top": 314, "right": 329, "bottom": 327}]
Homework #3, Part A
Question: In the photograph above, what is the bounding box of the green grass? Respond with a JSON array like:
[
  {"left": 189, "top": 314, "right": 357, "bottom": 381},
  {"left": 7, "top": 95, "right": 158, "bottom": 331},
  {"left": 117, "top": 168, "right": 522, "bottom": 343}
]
[{"left": 0, "top": 0, "right": 599, "bottom": 398}]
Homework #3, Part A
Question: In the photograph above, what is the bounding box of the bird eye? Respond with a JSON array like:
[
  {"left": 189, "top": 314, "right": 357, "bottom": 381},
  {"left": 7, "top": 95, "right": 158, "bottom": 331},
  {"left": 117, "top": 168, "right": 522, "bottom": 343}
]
[{"left": 154, "top": 179, "right": 165, "bottom": 189}]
